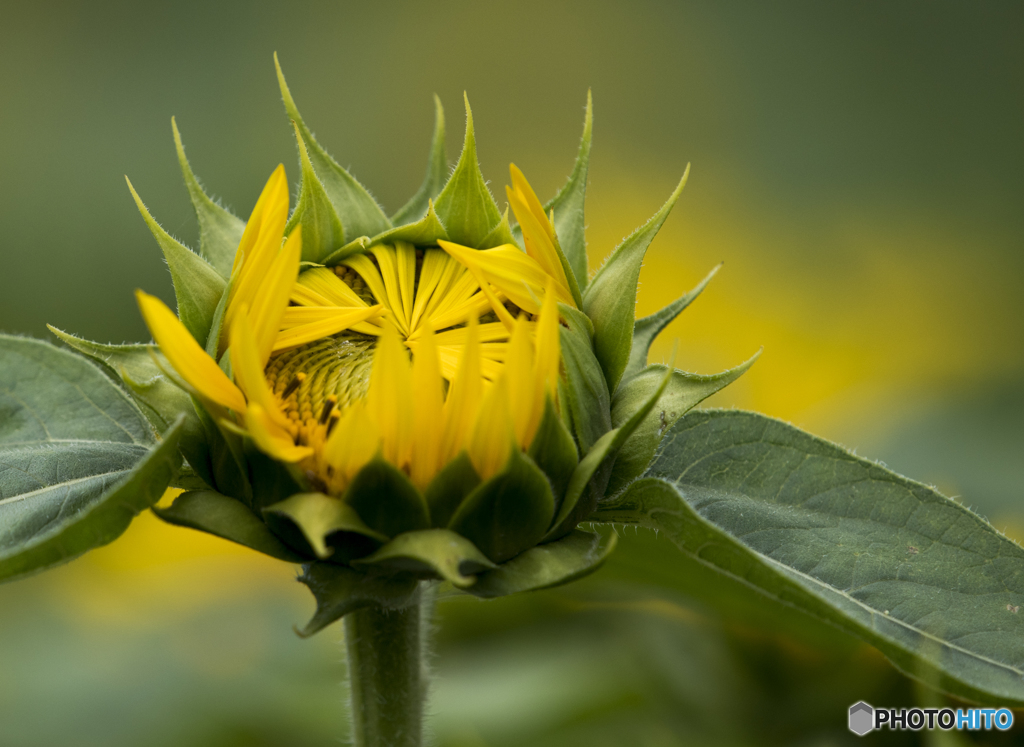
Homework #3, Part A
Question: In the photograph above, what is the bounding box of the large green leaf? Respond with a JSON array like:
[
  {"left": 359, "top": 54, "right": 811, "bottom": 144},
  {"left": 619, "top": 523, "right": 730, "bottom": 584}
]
[
  {"left": 582, "top": 169, "right": 688, "bottom": 393},
  {"left": 543, "top": 89, "right": 593, "bottom": 290},
  {"left": 594, "top": 409, "right": 1024, "bottom": 705},
  {"left": 0, "top": 335, "right": 186, "bottom": 581},
  {"left": 274, "top": 53, "right": 391, "bottom": 240},
  {"left": 171, "top": 117, "right": 244, "bottom": 277},
  {"left": 125, "top": 178, "right": 227, "bottom": 348},
  {"left": 432, "top": 94, "right": 503, "bottom": 248},
  {"left": 390, "top": 95, "right": 447, "bottom": 225}
]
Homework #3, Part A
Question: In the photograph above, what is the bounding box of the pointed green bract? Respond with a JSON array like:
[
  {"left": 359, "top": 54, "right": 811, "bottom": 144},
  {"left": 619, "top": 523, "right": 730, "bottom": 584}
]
[
  {"left": 607, "top": 354, "right": 760, "bottom": 495},
  {"left": 424, "top": 452, "right": 480, "bottom": 528},
  {"left": 391, "top": 95, "right": 447, "bottom": 225},
  {"left": 297, "top": 562, "right": 421, "bottom": 637},
  {"left": 126, "top": 177, "right": 227, "bottom": 348},
  {"left": 544, "top": 90, "right": 593, "bottom": 289},
  {"left": 322, "top": 200, "right": 450, "bottom": 266},
  {"left": 154, "top": 489, "right": 305, "bottom": 562},
  {"left": 527, "top": 398, "right": 579, "bottom": 514},
  {"left": 285, "top": 124, "right": 346, "bottom": 262},
  {"left": 594, "top": 410, "right": 1024, "bottom": 706},
  {"left": 433, "top": 94, "right": 503, "bottom": 248},
  {"left": 469, "top": 529, "right": 617, "bottom": 599},
  {"left": 448, "top": 448, "right": 555, "bottom": 564},
  {"left": 274, "top": 53, "right": 391, "bottom": 239},
  {"left": 478, "top": 207, "right": 518, "bottom": 249},
  {"left": 623, "top": 263, "right": 720, "bottom": 382},
  {"left": 264, "top": 492, "right": 386, "bottom": 560},
  {"left": 171, "top": 118, "right": 244, "bottom": 277},
  {"left": 558, "top": 305, "right": 611, "bottom": 453},
  {"left": 354, "top": 529, "right": 495, "bottom": 588},
  {"left": 344, "top": 459, "right": 430, "bottom": 538},
  {"left": 582, "top": 168, "right": 689, "bottom": 393}
]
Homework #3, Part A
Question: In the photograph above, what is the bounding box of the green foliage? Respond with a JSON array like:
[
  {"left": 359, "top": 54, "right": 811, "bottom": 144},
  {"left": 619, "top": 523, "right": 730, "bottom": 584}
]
[
  {"left": 344, "top": 459, "right": 431, "bottom": 538},
  {"left": 285, "top": 126, "right": 346, "bottom": 263},
  {"left": 297, "top": 562, "right": 421, "bottom": 637},
  {"left": 557, "top": 305, "right": 610, "bottom": 453},
  {"left": 171, "top": 117, "right": 244, "bottom": 277},
  {"left": 582, "top": 168, "right": 688, "bottom": 393},
  {"left": 469, "top": 528, "right": 616, "bottom": 598},
  {"left": 154, "top": 488, "right": 304, "bottom": 561},
  {"left": 595, "top": 409, "right": 1024, "bottom": 705},
  {"left": 0, "top": 335, "right": 183, "bottom": 582},
  {"left": 264, "top": 492, "right": 387, "bottom": 560},
  {"left": 527, "top": 399, "right": 579, "bottom": 515},
  {"left": 125, "top": 178, "right": 227, "bottom": 347},
  {"left": 391, "top": 95, "right": 447, "bottom": 225},
  {"left": 274, "top": 53, "right": 392, "bottom": 240},
  {"left": 425, "top": 452, "right": 481, "bottom": 528},
  {"left": 354, "top": 529, "right": 495, "bottom": 588},
  {"left": 432, "top": 95, "right": 503, "bottom": 248}
]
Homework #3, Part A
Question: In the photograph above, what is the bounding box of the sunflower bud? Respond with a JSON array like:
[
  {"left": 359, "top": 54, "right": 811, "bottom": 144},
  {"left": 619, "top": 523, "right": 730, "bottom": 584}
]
[{"left": 56, "top": 56, "right": 758, "bottom": 635}]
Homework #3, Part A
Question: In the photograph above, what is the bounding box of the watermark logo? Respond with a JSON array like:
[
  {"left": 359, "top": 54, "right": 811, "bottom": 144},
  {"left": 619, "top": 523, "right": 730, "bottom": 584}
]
[{"left": 848, "top": 702, "right": 1014, "bottom": 735}]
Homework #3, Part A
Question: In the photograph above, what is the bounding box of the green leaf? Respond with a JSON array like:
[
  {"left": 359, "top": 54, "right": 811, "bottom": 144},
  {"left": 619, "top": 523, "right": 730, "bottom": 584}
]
[
  {"left": 171, "top": 117, "right": 244, "bottom": 277},
  {"left": 263, "top": 492, "right": 387, "bottom": 561},
  {"left": 274, "top": 53, "right": 391, "bottom": 239},
  {"left": 582, "top": 168, "right": 689, "bottom": 393},
  {"left": 296, "top": 561, "right": 420, "bottom": 637},
  {"left": 390, "top": 95, "right": 447, "bottom": 225},
  {"left": 596, "top": 410, "right": 1024, "bottom": 706},
  {"left": 607, "top": 352, "right": 760, "bottom": 495},
  {"left": 353, "top": 528, "right": 495, "bottom": 588},
  {"left": 544, "top": 89, "right": 593, "bottom": 290},
  {"left": 125, "top": 177, "right": 227, "bottom": 348},
  {"left": 448, "top": 448, "right": 555, "bottom": 564},
  {"left": 0, "top": 338, "right": 183, "bottom": 580},
  {"left": 478, "top": 207, "right": 518, "bottom": 249},
  {"left": 321, "top": 201, "right": 450, "bottom": 267},
  {"left": 623, "top": 263, "right": 719, "bottom": 382},
  {"left": 153, "top": 488, "right": 304, "bottom": 562},
  {"left": 558, "top": 304, "right": 611, "bottom": 453},
  {"left": 432, "top": 94, "right": 503, "bottom": 248},
  {"left": 468, "top": 528, "right": 617, "bottom": 599},
  {"left": 284, "top": 124, "right": 346, "bottom": 263},
  {"left": 425, "top": 451, "right": 480, "bottom": 528},
  {"left": 345, "top": 458, "right": 430, "bottom": 538},
  {"left": 527, "top": 398, "right": 579, "bottom": 513}
]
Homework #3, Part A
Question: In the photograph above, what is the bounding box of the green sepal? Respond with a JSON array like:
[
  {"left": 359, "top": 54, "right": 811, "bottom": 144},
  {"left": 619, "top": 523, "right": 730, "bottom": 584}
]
[
  {"left": 546, "top": 359, "right": 677, "bottom": 539},
  {"left": 243, "top": 438, "right": 304, "bottom": 511},
  {"left": 432, "top": 94, "right": 503, "bottom": 248},
  {"left": 607, "top": 353, "right": 760, "bottom": 495},
  {"left": 424, "top": 451, "right": 481, "bottom": 528},
  {"left": 297, "top": 562, "right": 421, "bottom": 637},
  {"left": 0, "top": 416, "right": 183, "bottom": 584},
  {"left": 285, "top": 123, "right": 346, "bottom": 262},
  {"left": 321, "top": 200, "right": 450, "bottom": 266},
  {"left": 263, "top": 492, "right": 387, "bottom": 561},
  {"left": 47, "top": 327, "right": 192, "bottom": 432},
  {"left": 171, "top": 117, "right": 244, "bottom": 277},
  {"left": 478, "top": 207, "right": 518, "bottom": 250},
  {"left": 582, "top": 167, "right": 689, "bottom": 393},
  {"left": 558, "top": 304, "right": 611, "bottom": 453},
  {"left": 527, "top": 397, "right": 579, "bottom": 515},
  {"left": 203, "top": 270, "right": 234, "bottom": 358},
  {"left": 194, "top": 398, "right": 252, "bottom": 507},
  {"left": 344, "top": 458, "right": 430, "bottom": 538},
  {"left": 126, "top": 177, "right": 227, "bottom": 348},
  {"left": 468, "top": 528, "right": 616, "bottom": 599},
  {"left": 544, "top": 90, "right": 593, "bottom": 290},
  {"left": 391, "top": 95, "right": 447, "bottom": 225},
  {"left": 274, "top": 53, "right": 391, "bottom": 239},
  {"left": 622, "top": 263, "right": 720, "bottom": 382},
  {"left": 447, "top": 447, "right": 555, "bottom": 564},
  {"left": 353, "top": 529, "right": 495, "bottom": 588},
  {"left": 154, "top": 488, "right": 304, "bottom": 562}
]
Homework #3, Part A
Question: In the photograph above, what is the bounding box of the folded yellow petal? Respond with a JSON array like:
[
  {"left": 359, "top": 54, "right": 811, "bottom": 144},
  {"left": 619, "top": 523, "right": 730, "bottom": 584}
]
[
  {"left": 410, "top": 324, "right": 444, "bottom": 489},
  {"left": 229, "top": 311, "right": 291, "bottom": 432},
  {"left": 468, "top": 375, "right": 514, "bottom": 480},
  {"left": 274, "top": 305, "right": 384, "bottom": 351},
  {"left": 247, "top": 403, "right": 313, "bottom": 463},
  {"left": 249, "top": 226, "right": 303, "bottom": 365},
  {"left": 367, "top": 322, "right": 414, "bottom": 468},
  {"left": 135, "top": 290, "right": 247, "bottom": 413}
]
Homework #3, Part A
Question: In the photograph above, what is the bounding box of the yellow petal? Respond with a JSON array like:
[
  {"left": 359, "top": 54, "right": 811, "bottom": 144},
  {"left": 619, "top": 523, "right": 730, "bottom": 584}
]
[
  {"left": 504, "top": 314, "right": 539, "bottom": 448},
  {"left": 323, "top": 401, "right": 380, "bottom": 484},
  {"left": 410, "top": 324, "right": 444, "bottom": 489},
  {"left": 229, "top": 311, "right": 290, "bottom": 431},
  {"left": 438, "top": 315, "right": 482, "bottom": 466},
  {"left": 135, "top": 290, "right": 246, "bottom": 413},
  {"left": 248, "top": 226, "right": 302, "bottom": 366},
  {"left": 293, "top": 267, "right": 369, "bottom": 308},
  {"left": 534, "top": 276, "right": 562, "bottom": 399},
  {"left": 343, "top": 253, "right": 391, "bottom": 314},
  {"left": 274, "top": 305, "right": 384, "bottom": 351},
  {"left": 366, "top": 321, "right": 414, "bottom": 469},
  {"left": 467, "top": 375, "right": 515, "bottom": 480},
  {"left": 507, "top": 164, "right": 571, "bottom": 294},
  {"left": 246, "top": 403, "right": 313, "bottom": 463},
  {"left": 232, "top": 164, "right": 288, "bottom": 276}
]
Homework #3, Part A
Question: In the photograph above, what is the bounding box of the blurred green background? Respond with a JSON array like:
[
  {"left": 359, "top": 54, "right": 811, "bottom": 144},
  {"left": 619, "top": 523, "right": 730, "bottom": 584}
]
[{"left": 1, "top": 1, "right": 1022, "bottom": 745}]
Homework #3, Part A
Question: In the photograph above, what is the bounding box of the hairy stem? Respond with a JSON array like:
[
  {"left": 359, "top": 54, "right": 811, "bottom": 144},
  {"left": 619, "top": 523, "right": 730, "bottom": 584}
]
[{"left": 344, "top": 599, "right": 430, "bottom": 747}]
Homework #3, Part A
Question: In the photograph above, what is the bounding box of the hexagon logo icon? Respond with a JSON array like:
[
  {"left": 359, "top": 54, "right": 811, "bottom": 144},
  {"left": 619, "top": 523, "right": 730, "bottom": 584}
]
[{"left": 849, "top": 701, "right": 874, "bottom": 736}]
